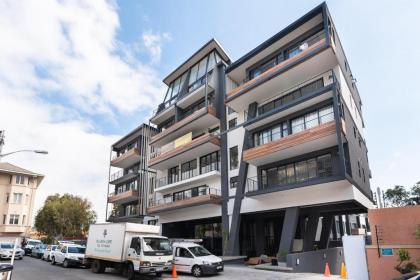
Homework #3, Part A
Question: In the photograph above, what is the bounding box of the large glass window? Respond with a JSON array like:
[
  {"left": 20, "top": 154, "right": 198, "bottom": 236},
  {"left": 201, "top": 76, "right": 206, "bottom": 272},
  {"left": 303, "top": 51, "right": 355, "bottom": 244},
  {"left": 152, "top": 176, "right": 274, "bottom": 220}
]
[
  {"left": 188, "top": 51, "right": 221, "bottom": 93},
  {"left": 168, "top": 166, "right": 179, "bottom": 184},
  {"left": 181, "top": 159, "right": 197, "bottom": 180},
  {"left": 254, "top": 122, "right": 288, "bottom": 146},
  {"left": 230, "top": 146, "right": 239, "bottom": 170},
  {"left": 200, "top": 151, "right": 220, "bottom": 174},
  {"left": 261, "top": 153, "right": 333, "bottom": 189},
  {"left": 291, "top": 105, "right": 334, "bottom": 134}
]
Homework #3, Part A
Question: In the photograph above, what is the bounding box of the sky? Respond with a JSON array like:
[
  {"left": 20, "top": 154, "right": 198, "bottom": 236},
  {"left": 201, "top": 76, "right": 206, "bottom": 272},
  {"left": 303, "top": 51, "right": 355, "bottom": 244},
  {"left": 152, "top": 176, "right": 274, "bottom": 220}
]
[{"left": 0, "top": 0, "right": 419, "bottom": 222}]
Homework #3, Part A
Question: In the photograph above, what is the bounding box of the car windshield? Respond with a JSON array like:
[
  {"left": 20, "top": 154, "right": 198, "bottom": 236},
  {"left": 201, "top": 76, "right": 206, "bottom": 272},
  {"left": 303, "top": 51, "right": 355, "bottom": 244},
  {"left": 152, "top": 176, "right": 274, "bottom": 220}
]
[
  {"left": 40, "top": 244, "right": 48, "bottom": 249},
  {"left": 67, "top": 247, "right": 85, "bottom": 254},
  {"left": 51, "top": 245, "right": 58, "bottom": 250},
  {"left": 188, "top": 246, "right": 212, "bottom": 257},
  {"left": 0, "top": 244, "right": 14, "bottom": 249},
  {"left": 28, "top": 241, "right": 41, "bottom": 246},
  {"left": 143, "top": 238, "right": 171, "bottom": 252}
]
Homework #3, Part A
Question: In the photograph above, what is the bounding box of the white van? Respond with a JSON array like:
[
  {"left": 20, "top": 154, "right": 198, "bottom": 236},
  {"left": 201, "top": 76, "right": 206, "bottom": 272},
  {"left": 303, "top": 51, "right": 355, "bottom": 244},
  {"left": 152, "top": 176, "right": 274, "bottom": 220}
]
[
  {"left": 172, "top": 242, "right": 223, "bottom": 277},
  {"left": 51, "top": 244, "right": 86, "bottom": 268}
]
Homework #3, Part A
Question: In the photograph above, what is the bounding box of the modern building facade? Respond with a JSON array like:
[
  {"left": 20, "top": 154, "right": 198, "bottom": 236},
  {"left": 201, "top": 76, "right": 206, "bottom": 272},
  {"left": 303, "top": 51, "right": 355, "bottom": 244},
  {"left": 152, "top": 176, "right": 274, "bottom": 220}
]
[
  {"left": 106, "top": 124, "right": 157, "bottom": 223},
  {"left": 0, "top": 163, "right": 44, "bottom": 242},
  {"left": 144, "top": 2, "right": 373, "bottom": 261}
]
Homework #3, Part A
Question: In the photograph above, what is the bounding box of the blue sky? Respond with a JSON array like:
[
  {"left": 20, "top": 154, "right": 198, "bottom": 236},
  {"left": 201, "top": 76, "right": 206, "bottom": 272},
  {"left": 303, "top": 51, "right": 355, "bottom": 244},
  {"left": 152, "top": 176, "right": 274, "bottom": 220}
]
[{"left": 0, "top": 0, "right": 419, "bottom": 221}]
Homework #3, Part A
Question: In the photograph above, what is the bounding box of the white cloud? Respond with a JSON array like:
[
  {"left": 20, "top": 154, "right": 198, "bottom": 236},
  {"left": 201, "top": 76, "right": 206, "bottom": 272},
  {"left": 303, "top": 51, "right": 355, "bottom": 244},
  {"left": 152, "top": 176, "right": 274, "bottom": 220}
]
[
  {"left": 0, "top": 0, "right": 170, "bottom": 222},
  {"left": 142, "top": 31, "right": 172, "bottom": 64}
]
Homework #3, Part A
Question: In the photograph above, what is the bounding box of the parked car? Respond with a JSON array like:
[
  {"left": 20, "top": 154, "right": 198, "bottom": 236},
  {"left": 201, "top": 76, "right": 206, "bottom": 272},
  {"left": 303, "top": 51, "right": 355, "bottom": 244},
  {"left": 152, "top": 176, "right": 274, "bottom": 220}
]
[
  {"left": 51, "top": 244, "right": 86, "bottom": 268},
  {"left": 0, "top": 243, "right": 24, "bottom": 260},
  {"left": 172, "top": 242, "right": 223, "bottom": 277},
  {"left": 42, "top": 245, "right": 58, "bottom": 261},
  {"left": 23, "top": 239, "right": 42, "bottom": 255},
  {"left": 31, "top": 244, "right": 48, "bottom": 258}
]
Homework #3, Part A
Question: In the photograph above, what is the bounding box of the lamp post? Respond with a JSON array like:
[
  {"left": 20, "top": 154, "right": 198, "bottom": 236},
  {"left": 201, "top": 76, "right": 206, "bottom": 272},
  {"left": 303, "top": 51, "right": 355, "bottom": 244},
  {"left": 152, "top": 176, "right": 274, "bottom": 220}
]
[{"left": 0, "top": 131, "right": 48, "bottom": 161}]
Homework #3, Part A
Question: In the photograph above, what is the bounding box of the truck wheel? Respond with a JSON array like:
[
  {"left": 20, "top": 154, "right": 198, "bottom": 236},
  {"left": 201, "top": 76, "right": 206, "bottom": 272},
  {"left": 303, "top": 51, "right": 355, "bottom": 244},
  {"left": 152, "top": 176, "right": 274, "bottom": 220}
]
[
  {"left": 91, "top": 260, "right": 105, "bottom": 274},
  {"left": 192, "top": 265, "right": 203, "bottom": 277},
  {"left": 127, "top": 263, "right": 135, "bottom": 280}
]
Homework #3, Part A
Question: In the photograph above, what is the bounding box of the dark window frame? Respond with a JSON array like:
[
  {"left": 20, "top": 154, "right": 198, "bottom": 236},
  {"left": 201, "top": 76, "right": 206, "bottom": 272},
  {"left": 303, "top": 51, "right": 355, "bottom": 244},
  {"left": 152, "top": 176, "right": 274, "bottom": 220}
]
[{"left": 230, "top": 146, "right": 239, "bottom": 170}]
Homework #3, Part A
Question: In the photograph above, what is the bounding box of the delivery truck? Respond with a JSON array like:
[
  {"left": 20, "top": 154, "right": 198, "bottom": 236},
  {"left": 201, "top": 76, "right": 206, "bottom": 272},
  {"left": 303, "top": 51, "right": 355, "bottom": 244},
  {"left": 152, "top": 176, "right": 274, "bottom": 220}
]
[{"left": 85, "top": 223, "right": 173, "bottom": 279}]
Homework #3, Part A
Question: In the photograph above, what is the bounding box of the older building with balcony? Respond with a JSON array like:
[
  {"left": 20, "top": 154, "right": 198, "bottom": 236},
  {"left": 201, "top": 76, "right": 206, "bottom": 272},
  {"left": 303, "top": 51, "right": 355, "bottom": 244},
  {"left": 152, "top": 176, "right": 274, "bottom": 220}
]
[
  {"left": 223, "top": 3, "right": 373, "bottom": 261},
  {"left": 106, "top": 124, "right": 157, "bottom": 223},
  {"left": 0, "top": 163, "right": 44, "bottom": 242}
]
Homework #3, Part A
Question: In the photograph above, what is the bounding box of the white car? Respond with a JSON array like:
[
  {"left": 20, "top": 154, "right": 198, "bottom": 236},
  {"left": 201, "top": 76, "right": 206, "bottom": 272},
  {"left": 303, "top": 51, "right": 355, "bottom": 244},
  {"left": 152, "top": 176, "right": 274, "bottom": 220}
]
[
  {"left": 51, "top": 244, "right": 86, "bottom": 268},
  {"left": 42, "top": 245, "right": 58, "bottom": 261},
  {"left": 172, "top": 242, "right": 223, "bottom": 277},
  {"left": 23, "top": 239, "right": 42, "bottom": 255},
  {"left": 0, "top": 243, "right": 24, "bottom": 260}
]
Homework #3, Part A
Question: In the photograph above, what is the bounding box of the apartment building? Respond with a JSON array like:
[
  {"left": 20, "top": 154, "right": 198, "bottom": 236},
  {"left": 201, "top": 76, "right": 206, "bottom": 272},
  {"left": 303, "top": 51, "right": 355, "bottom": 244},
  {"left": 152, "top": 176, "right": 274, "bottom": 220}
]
[
  {"left": 146, "top": 2, "right": 373, "bottom": 261},
  {"left": 0, "top": 163, "right": 44, "bottom": 241},
  {"left": 106, "top": 124, "right": 157, "bottom": 223}
]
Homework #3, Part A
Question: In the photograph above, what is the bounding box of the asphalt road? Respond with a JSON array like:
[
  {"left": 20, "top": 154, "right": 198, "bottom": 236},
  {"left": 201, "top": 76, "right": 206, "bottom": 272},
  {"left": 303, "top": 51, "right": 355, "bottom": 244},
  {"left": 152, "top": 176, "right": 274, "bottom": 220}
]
[{"left": 9, "top": 256, "right": 339, "bottom": 280}]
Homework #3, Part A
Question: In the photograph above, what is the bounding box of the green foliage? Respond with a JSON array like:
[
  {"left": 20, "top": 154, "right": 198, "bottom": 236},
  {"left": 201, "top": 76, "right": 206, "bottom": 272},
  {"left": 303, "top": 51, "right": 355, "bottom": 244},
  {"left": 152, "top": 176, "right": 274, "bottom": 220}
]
[
  {"left": 411, "top": 182, "right": 420, "bottom": 205},
  {"left": 384, "top": 181, "right": 420, "bottom": 207},
  {"left": 35, "top": 193, "right": 96, "bottom": 240},
  {"left": 395, "top": 249, "right": 418, "bottom": 274}
]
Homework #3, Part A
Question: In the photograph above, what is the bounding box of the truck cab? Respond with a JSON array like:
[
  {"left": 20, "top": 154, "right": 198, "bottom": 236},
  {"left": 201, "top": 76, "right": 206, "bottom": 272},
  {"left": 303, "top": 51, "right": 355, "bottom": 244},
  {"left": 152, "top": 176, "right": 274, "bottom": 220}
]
[{"left": 126, "top": 235, "right": 172, "bottom": 276}]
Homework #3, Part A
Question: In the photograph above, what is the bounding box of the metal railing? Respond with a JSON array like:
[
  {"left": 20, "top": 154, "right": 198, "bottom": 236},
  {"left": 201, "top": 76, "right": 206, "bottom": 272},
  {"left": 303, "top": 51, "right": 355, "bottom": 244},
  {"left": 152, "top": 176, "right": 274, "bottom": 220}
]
[
  {"left": 111, "top": 146, "right": 138, "bottom": 161},
  {"left": 156, "top": 165, "right": 219, "bottom": 188},
  {"left": 245, "top": 177, "right": 259, "bottom": 193},
  {"left": 149, "top": 187, "right": 220, "bottom": 207},
  {"left": 110, "top": 169, "right": 138, "bottom": 182}
]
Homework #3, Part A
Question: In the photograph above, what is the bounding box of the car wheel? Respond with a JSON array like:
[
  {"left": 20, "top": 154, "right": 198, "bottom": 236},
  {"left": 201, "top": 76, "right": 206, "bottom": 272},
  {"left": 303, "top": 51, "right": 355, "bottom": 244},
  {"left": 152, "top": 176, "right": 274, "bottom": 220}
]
[
  {"left": 63, "top": 259, "right": 69, "bottom": 268},
  {"left": 51, "top": 257, "right": 56, "bottom": 265},
  {"left": 19, "top": 256, "right": 23, "bottom": 260},
  {"left": 127, "top": 263, "right": 135, "bottom": 280},
  {"left": 156, "top": 271, "right": 163, "bottom": 277},
  {"left": 192, "top": 265, "right": 203, "bottom": 277}
]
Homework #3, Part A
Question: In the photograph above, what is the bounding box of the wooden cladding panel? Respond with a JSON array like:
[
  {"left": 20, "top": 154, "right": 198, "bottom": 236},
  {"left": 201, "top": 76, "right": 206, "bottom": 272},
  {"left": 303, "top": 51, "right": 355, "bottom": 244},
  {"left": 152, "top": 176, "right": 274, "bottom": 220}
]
[
  {"left": 147, "top": 194, "right": 221, "bottom": 214},
  {"left": 108, "top": 190, "right": 139, "bottom": 203},
  {"left": 110, "top": 148, "right": 140, "bottom": 166},
  {"left": 226, "top": 39, "right": 327, "bottom": 99},
  {"left": 243, "top": 121, "right": 337, "bottom": 162}
]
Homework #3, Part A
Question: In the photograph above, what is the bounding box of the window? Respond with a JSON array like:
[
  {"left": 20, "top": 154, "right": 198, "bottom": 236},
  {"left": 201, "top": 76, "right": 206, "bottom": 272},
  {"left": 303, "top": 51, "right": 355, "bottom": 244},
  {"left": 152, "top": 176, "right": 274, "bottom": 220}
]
[
  {"left": 168, "top": 166, "right": 179, "bottom": 184},
  {"left": 25, "top": 194, "right": 29, "bottom": 205},
  {"left": 6, "top": 193, "right": 9, "bottom": 203},
  {"left": 130, "top": 237, "right": 141, "bottom": 255},
  {"left": 15, "top": 175, "right": 25, "bottom": 185},
  {"left": 181, "top": 159, "right": 197, "bottom": 180},
  {"left": 188, "top": 51, "right": 220, "bottom": 93},
  {"left": 353, "top": 127, "right": 357, "bottom": 138},
  {"left": 13, "top": 193, "right": 23, "bottom": 204},
  {"left": 358, "top": 161, "right": 361, "bottom": 177},
  {"left": 22, "top": 215, "right": 26, "bottom": 225},
  {"left": 230, "top": 176, "right": 238, "bottom": 189},
  {"left": 2, "top": 215, "right": 5, "bottom": 224},
  {"left": 291, "top": 105, "right": 334, "bottom": 134},
  {"left": 228, "top": 118, "right": 237, "bottom": 129},
  {"left": 254, "top": 122, "right": 288, "bottom": 146},
  {"left": 176, "top": 247, "right": 193, "bottom": 258},
  {"left": 200, "top": 151, "right": 219, "bottom": 174},
  {"left": 61, "top": 247, "right": 67, "bottom": 253},
  {"left": 230, "top": 146, "right": 239, "bottom": 170},
  {"left": 261, "top": 154, "right": 333, "bottom": 189},
  {"left": 9, "top": 214, "right": 19, "bottom": 225},
  {"left": 228, "top": 107, "right": 235, "bottom": 115},
  {"left": 362, "top": 168, "right": 366, "bottom": 183}
]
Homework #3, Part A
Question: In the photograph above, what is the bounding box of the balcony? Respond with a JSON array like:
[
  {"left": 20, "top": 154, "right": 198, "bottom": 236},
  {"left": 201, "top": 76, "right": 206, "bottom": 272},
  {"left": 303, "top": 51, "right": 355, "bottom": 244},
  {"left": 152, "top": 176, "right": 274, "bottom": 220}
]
[
  {"left": 108, "top": 205, "right": 141, "bottom": 222},
  {"left": 0, "top": 225, "right": 27, "bottom": 233},
  {"left": 108, "top": 189, "right": 139, "bottom": 204},
  {"left": 244, "top": 120, "right": 339, "bottom": 166},
  {"left": 110, "top": 147, "right": 141, "bottom": 168},
  {"left": 147, "top": 187, "right": 221, "bottom": 214},
  {"left": 155, "top": 169, "right": 220, "bottom": 193},
  {"left": 226, "top": 37, "right": 337, "bottom": 113},
  {"left": 149, "top": 133, "right": 220, "bottom": 170},
  {"left": 150, "top": 105, "right": 218, "bottom": 147},
  {"left": 176, "top": 71, "right": 215, "bottom": 109},
  {"left": 109, "top": 170, "right": 138, "bottom": 185}
]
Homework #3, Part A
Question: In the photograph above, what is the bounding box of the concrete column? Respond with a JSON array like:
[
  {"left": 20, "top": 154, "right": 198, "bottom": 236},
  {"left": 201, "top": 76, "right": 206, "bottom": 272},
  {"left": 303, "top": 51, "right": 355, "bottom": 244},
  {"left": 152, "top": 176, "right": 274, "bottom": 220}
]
[
  {"left": 319, "top": 215, "right": 334, "bottom": 249},
  {"left": 278, "top": 207, "right": 300, "bottom": 261},
  {"left": 338, "top": 215, "right": 344, "bottom": 238},
  {"left": 303, "top": 212, "right": 320, "bottom": 251},
  {"left": 345, "top": 215, "right": 351, "bottom": 235}
]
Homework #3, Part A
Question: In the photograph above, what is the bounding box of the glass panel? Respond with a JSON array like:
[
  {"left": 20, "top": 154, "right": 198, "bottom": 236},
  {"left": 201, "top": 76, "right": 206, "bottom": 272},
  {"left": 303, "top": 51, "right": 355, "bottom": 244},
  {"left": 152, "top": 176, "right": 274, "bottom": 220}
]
[
  {"left": 196, "top": 57, "right": 208, "bottom": 79},
  {"left": 291, "top": 117, "right": 304, "bottom": 134},
  {"left": 319, "top": 106, "right": 334, "bottom": 124},
  {"left": 262, "top": 170, "right": 267, "bottom": 189},
  {"left": 215, "top": 52, "right": 221, "bottom": 64},
  {"left": 295, "top": 161, "right": 308, "bottom": 182},
  {"left": 189, "top": 64, "right": 199, "bottom": 85},
  {"left": 207, "top": 51, "right": 216, "bottom": 71},
  {"left": 282, "top": 123, "right": 289, "bottom": 137},
  {"left": 271, "top": 125, "right": 281, "bottom": 141},
  {"left": 307, "top": 158, "right": 317, "bottom": 179},
  {"left": 305, "top": 111, "right": 319, "bottom": 129},
  {"left": 278, "top": 167, "right": 287, "bottom": 185},
  {"left": 267, "top": 168, "right": 278, "bottom": 187},
  {"left": 317, "top": 154, "right": 332, "bottom": 177},
  {"left": 286, "top": 164, "right": 295, "bottom": 184}
]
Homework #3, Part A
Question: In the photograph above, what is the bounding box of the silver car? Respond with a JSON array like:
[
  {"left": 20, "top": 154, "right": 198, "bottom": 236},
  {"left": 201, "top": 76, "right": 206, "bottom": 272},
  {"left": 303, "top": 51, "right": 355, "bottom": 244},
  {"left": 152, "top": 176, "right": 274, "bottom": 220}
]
[
  {"left": 0, "top": 243, "right": 24, "bottom": 260},
  {"left": 42, "top": 245, "right": 58, "bottom": 261}
]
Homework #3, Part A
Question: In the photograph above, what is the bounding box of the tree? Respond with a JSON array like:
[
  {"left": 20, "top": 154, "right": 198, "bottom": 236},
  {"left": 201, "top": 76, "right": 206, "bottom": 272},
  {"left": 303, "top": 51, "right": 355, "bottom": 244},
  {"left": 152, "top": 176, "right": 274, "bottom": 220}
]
[
  {"left": 410, "top": 181, "right": 420, "bottom": 205},
  {"left": 35, "top": 193, "right": 96, "bottom": 240},
  {"left": 384, "top": 185, "right": 410, "bottom": 207}
]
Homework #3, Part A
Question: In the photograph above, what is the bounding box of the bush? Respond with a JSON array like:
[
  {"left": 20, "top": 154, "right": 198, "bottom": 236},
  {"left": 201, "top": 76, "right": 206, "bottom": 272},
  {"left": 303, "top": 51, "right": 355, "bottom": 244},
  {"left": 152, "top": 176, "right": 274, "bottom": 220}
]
[{"left": 395, "top": 249, "right": 418, "bottom": 274}]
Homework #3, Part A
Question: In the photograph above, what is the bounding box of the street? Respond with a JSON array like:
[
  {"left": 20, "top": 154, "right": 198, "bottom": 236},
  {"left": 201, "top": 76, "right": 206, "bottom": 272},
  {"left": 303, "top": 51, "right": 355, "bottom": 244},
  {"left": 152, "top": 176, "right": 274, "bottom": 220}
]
[{"left": 10, "top": 257, "right": 339, "bottom": 280}]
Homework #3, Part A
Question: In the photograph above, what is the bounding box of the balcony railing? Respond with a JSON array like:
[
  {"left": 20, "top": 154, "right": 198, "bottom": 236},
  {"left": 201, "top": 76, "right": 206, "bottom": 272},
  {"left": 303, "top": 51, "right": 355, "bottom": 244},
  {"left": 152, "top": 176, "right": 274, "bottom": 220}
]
[
  {"left": 245, "top": 177, "right": 259, "bottom": 193},
  {"left": 156, "top": 164, "right": 219, "bottom": 189},
  {"left": 108, "top": 204, "right": 140, "bottom": 220},
  {"left": 149, "top": 187, "right": 220, "bottom": 207},
  {"left": 107, "top": 189, "right": 139, "bottom": 203}
]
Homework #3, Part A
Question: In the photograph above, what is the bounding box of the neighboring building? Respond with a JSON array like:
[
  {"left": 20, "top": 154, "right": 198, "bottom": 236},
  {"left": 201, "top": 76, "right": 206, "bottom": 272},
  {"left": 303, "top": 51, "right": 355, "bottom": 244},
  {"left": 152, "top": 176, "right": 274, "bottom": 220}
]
[
  {"left": 0, "top": 162, "right": 44, "bottom": 242},
  {"left": 106, "top": 124, "right": 157, "bottom": 224},
  {"left": 366, "top": 206, "right": 420, "bottom": 280},
  {"left": 146, "top": 2, "right": 374, "bottom": 262}
]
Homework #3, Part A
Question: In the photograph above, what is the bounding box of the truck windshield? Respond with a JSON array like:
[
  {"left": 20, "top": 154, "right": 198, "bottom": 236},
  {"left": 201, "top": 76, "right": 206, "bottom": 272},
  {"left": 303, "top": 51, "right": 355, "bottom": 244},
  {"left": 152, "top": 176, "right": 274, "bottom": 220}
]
[
  {"left": 143, "top": 238, "right": 171, "bottom": 252},
  {"left": 188, "top": 246, "right": 212, "bottom": 257}
]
